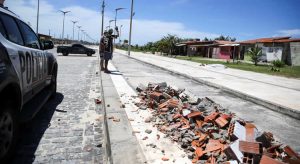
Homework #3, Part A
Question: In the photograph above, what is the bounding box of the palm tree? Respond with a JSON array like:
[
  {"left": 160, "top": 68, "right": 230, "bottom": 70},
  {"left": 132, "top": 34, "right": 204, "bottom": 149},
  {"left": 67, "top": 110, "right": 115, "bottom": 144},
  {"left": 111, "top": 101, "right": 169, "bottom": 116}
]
[
  {"left": 248, "top": 46, "right": 262, "bottom": 66},
  {"left": 162, "top": 34, "right": 180, "bottom": 55}
]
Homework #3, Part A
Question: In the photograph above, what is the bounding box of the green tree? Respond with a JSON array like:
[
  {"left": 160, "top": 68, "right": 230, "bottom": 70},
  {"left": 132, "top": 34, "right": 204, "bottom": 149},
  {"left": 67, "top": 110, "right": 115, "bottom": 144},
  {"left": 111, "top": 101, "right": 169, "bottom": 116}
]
[
  {"left": 161, "top": 34, "right": 181, "bottom": 55},
  {"left": 203, "top": 37, "right": 210, "bottom": 41},
  {"left": 155, "top": 39, "right": 169, "bottom": 54},
  {"left": 214, "top": 35, "right": 236, "bottom": 42},
  {"left": 247, "top": 47, "right": 262, "bottom": 66}
]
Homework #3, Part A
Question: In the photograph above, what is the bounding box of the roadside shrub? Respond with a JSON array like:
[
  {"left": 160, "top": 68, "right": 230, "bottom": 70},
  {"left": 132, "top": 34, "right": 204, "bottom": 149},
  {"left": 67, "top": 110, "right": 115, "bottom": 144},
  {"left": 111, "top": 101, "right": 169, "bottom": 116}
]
[
  {"left": 270, "top": 66, "right": 280, "bottom": 72},
  {"left": 151, "top": 47, "right": 156, "bottom": 54},
  {"left": 272, "top": 60, "right": 285, "bottom": 68}
]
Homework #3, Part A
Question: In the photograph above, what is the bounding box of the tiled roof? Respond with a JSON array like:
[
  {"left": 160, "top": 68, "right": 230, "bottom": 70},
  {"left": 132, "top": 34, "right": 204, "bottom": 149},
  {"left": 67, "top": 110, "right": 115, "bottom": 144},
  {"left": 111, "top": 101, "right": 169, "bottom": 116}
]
[{"left": 239, "top": 37, "right": 291, "bottom": 44}]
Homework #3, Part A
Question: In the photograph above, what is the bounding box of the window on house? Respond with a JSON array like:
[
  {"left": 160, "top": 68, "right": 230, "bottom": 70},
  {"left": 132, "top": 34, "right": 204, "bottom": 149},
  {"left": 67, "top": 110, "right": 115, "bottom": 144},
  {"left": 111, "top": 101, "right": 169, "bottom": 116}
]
[{"left": 268, "top": 47, "right": 274, "bottom": 53}]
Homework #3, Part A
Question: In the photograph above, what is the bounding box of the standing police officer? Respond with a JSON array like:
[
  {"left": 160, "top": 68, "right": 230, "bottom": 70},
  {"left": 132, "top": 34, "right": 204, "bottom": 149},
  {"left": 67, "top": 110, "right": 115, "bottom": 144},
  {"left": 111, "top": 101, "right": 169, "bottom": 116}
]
[{"left": 99, "top": 28, "right": 119, "bottom": 73}]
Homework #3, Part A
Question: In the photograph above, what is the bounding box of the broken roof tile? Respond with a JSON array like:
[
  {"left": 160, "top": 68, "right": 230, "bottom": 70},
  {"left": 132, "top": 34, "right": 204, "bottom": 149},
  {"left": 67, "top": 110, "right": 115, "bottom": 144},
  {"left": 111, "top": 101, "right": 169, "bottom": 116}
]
[
  {"left": 187, "top": 111, "right": 203, "bottom": 118},
  {"left": 215, "top": 116, "right": 229, "bottom": 128}
]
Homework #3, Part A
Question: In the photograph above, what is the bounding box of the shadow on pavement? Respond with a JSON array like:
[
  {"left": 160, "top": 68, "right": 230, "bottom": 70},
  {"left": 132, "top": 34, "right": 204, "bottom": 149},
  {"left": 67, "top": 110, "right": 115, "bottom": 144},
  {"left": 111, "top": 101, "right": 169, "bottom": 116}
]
[
  {"left": 10, "top": 93, "right": 64, "bottom": 164},
  {"left": 58, "top": 54, "right": 97, "bottom": 57},
  {"left": 105, "top": 70, "right": 123, "bottom": 75}
]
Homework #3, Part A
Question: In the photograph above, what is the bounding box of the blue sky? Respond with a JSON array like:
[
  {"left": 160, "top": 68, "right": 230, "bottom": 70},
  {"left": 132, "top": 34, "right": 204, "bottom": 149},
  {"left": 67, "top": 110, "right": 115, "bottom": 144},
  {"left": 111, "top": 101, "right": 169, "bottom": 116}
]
[{"left": 5, "top": 0, "right": 300, "bottom": 44}]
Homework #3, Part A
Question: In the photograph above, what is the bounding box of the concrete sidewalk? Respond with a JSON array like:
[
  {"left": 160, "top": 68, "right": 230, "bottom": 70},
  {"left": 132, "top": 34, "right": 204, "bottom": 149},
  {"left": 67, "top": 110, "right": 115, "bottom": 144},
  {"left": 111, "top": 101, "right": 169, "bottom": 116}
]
[
  {"left": 115, "top": 49, "right": 300, "bottom": 119},
  {"left": 99, "top": 63, "right": 192, "bottom": 163}
]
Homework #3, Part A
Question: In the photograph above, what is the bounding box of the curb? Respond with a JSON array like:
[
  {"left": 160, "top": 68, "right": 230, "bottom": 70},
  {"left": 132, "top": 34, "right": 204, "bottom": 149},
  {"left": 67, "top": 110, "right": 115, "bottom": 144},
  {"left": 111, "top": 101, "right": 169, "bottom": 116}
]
[
  {"left": 117, "top": 51, "right": 300, "bottom": 120},
  {"left": 99, "top": 61, "right": 147, "bottom": 163},
  {"left": 98, "top": 60, "right": 113, "bottom": 164}
]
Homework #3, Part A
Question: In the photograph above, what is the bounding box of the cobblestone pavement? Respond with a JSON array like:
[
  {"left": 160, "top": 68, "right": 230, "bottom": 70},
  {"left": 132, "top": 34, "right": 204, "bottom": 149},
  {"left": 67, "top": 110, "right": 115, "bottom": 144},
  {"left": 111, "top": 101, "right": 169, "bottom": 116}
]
[{"left": 11, "top": 53, "right": 104, "bottom": 163}]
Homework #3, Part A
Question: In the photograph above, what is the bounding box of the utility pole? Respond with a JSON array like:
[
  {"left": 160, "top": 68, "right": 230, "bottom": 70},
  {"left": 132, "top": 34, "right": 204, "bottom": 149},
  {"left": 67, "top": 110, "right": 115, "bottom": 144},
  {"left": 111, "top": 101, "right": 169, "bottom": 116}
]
[
  {"left": 71, "top": 21, "right": 77, "bottom": 40},
  {"left": 101, "top": 0, "right": 105, "bottom": 36},
  {"left": 128, "top": 0, "right": 134, "bottom": 56},
  {"left": 36, "top": 0, "right": 40, "bottom": 34}
]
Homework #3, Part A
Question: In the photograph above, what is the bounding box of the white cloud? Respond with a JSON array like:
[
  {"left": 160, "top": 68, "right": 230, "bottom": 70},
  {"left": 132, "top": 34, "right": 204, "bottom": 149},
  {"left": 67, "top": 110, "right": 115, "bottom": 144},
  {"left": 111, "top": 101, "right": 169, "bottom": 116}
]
[
  {"left": 277, "top": 29, "right": 300, "bottom": 37},
  {"left": 5, "top": 0, "right": 219, "bottom": 44},
  {"left": 118, "top": 19, "right": 219, "bottom": 44},
  {"left": 5, "top": 0, "right": 103, "bottom": 41}
]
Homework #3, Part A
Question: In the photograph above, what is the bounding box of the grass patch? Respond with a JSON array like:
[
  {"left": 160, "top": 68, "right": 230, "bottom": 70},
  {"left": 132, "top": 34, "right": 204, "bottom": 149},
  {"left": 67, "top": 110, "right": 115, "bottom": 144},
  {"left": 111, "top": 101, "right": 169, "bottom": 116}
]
[
  {"left": 175, "top": 56, "right": 300, "bottom": 78},
  {"left": 244, "top": 54, "right": 252, "bottom": 61}
]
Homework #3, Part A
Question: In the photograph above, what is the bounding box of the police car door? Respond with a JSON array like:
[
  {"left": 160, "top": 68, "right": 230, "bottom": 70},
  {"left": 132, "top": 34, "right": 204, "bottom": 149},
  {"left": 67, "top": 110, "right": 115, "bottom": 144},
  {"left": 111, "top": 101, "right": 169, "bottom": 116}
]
[
  {"left": 0, "top": 13, "right": 47, "bottom": 103},
  {"left": 17, "top": 20, "right": 48, "bottom": 98}
]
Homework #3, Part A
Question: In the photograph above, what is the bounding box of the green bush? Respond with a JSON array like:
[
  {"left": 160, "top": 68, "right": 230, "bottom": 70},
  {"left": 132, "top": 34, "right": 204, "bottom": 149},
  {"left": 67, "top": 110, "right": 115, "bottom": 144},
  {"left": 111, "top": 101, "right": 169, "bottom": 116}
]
[
  {"left": 272, "top": 60, "right": 285, "bottom": 68},
  {"left": 270, "top": 66, "right": 280, "bottom": 72},
  {"left": 151, "top": 47, "right": 156, "bottom": 54}
]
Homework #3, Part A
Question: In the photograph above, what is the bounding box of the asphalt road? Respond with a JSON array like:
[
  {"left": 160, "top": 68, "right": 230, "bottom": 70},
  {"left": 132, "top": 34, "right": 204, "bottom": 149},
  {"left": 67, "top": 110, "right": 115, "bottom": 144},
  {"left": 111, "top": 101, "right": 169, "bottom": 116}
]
[
  {"left": 10, "top": 48, "right": 104, "bottom": 163},
  {"left": 112, "top": 52, "right": 300, "bottom": 152}
]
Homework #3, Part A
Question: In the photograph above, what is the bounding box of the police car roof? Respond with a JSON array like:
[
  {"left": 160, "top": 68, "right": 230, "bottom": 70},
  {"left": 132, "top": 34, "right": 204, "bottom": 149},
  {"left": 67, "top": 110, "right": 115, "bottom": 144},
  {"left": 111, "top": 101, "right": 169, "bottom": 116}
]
[{"left": 0, "top": 7, "right": 20, "bottom": 19}]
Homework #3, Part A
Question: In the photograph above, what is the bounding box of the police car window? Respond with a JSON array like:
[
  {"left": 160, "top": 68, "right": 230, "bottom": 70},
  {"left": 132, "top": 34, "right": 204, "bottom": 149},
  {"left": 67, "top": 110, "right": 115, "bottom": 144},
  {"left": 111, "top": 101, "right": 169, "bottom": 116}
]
[
  {"left": 0, "top": 20, "right": 7, "bottom": 38},
  {"left": 0, "top": 13, "right": 24, "bottom": 45},
  {"left": 17, "top": 20, "right": 40, "bottom": 49}
]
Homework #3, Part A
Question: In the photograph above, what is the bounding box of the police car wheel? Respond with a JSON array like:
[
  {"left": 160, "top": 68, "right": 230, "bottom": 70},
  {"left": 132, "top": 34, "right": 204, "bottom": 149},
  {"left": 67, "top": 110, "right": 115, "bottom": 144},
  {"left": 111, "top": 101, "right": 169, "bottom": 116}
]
[
  {"left": 0, "top": 106, "right": 18, "bottom": 162},
  {"left": 62, "top": 52, "right": 68, "bottom": 56},
  {"left": 50, "top": 67, "right": 57, "bottom": 98},
  {"left": 87, "top": 53, "right": 92, "bottom": 56}
]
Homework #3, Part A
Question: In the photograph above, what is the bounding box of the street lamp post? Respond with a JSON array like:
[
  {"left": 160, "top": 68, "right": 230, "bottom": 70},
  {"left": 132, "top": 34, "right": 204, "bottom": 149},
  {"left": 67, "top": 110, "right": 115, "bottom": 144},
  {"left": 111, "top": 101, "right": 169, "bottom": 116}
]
[
  {"left": 81, "top": 30, "right": 84, "bottom": 42},
  {"left": 108, "top": 20, "right": 115, "bottom": 30},
  {"left": 77, "top": 26, "right": 81, "bottom": 41},
  {"left": 59, "top": 10, "right": 71, "bottom": 41},
  {"left": 83, "top": 32, "right": 86, "bottom": 42},
  {"left": 128, "top": 0, "right": 134, "bottom": 56},
  {"left": 71, "top": 21, "right": 77, "bottom": 41},
  {"left": 101, "top": 0, "right": 105, "bottom": 36},
  {"left": 115, "top": 8, "right": 125, "bottom": 30},
  {"left": 119, "top": 25, "right": 123, "bottom": 43},
  {"left": 36, "top": 0, "right": 40, "bottom": 34}
]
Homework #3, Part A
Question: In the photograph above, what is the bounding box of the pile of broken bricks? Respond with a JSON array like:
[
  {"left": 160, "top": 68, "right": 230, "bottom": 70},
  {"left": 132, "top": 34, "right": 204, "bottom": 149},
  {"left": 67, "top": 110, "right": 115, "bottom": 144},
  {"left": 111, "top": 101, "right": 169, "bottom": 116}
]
[{"left": 135, "top": 82, "right": 300, "bottom": 163}]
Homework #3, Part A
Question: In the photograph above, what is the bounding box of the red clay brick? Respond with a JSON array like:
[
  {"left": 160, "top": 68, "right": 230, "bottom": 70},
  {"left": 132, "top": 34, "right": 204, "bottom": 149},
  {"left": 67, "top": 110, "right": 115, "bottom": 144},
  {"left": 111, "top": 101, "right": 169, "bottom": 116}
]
[
  {"left": 239, "top": 141, "right": 262, "bottom": 155},
  {"left": 260, "top": 155, "right": 285, "bottom": 164},
  {"left": 150, "top": 91, "right": 163, "bottom": 101}
]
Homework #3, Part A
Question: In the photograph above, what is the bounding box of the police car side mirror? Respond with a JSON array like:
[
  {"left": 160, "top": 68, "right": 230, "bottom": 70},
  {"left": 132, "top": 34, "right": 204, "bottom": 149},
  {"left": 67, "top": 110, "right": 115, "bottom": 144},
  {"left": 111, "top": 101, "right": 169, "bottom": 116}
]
[{"left": 42, "top": 40, "right": 54, "bottom": 50}]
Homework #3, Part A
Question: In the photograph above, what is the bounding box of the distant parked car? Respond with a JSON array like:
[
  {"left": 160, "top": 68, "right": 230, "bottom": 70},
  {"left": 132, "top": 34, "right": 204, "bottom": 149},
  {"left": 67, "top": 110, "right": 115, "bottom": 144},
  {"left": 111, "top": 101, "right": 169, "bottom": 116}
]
[{"left": 57, "top": 44, "right": 96, "bottom": 56}]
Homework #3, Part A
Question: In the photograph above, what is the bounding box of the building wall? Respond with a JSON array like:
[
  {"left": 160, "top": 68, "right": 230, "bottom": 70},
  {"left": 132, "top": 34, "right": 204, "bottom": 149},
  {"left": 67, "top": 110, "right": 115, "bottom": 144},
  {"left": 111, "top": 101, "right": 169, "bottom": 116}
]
[
  {"left": 187, "top": 46, "right": 197, "bottom": 56},
  {"left": 290, "top": 42, "right": 300, "bottom": 66}
]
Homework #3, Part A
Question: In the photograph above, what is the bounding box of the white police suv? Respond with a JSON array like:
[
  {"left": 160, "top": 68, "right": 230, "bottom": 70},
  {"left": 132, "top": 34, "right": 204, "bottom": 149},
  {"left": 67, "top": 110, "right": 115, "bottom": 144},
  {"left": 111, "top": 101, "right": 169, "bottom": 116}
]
[{"left": 0, "top": 7, "right": 58, "bottom": 161}]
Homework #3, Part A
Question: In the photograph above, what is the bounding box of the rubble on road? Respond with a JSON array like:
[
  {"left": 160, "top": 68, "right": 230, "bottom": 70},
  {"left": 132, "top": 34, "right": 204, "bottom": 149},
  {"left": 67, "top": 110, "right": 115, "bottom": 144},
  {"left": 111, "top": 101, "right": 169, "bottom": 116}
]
[{"left": 135, "top": 82, "right": 300, "bottom": 163}]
